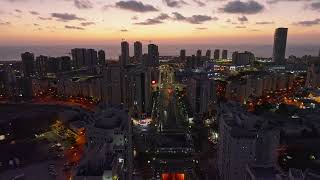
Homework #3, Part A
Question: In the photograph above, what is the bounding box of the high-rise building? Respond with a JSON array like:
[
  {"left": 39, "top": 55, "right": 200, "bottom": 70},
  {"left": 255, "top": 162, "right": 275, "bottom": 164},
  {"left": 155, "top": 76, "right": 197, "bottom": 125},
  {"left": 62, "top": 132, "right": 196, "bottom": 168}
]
[
  {"left": 180, "top": 49, "right": 186, "bottom": 62},
  {"left": 121, "top": 41, "right": 130, "bottom": 66},
  {"left": 47, "top": 57, "right": 59, "bottom": 73},
  {"left": 21, "top": 52, "right": 35, "bottom": 77},
  {"left": 127, "top": 67, "right": 152, "bottom": 114},
  {"left": 35, "top": 55, "right": 48, "bottom": 76},
  {"left": 98, "top": 50, "right": 106, "bottom": 66},
  {"left": 305, "top": 57, "right": 320, "bottom": 88},
  {"left": 232, "top": 51, "right": 255, "bottom": 66},
  {"left": 85, "top": 49, "right": 98, "bottom": 66},
  {"left": 196, "top": 50, "right": 202, "bottom": 67},
  {"left": 222, "top": 50, "right": 228, "bottom": 59},
  {"left": 214, "top": 49, "right": 220, "bottom": 60},
  {"left": 103, "top": 64, "right": 123, "bottom": 105},
  {"left": 273, "top": 28, "right": 288, "bottom": 64},
  {"left": 196, "top": 50, "right": 202, "bottom": 58},
  {"left": 134, "top": 41, "right": 143, "bottom": 63},
  {"left": 72, "top": 48, "right": 98, "bottom": 68},
  {"left": 21, "top": 77, "right": 33, "bottom": 99},
  {"left": 58, "top": 56, "right": 72, "bottom": 72},
  {"left": 217, "top": 102, "right": 279, "bottom": 180},
  {"left": 187, "top": 72, "right": 212, "bottom": 115},
  {"left": 206, "top": 49, "right": 211, "bottom": 59},
  {"left": 147, "top": 44, "right": 159, "bottom": 66},
  {"left": 71, "top": 48, "right": 86, "bottom": 68}
]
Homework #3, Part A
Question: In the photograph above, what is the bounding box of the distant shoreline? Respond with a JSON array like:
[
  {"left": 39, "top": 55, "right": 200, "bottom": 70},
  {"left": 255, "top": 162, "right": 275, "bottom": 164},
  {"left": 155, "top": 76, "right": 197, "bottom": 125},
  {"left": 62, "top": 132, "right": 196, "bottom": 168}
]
[{"left": 0, "top": 44, "right": 318, "bottom": 61}]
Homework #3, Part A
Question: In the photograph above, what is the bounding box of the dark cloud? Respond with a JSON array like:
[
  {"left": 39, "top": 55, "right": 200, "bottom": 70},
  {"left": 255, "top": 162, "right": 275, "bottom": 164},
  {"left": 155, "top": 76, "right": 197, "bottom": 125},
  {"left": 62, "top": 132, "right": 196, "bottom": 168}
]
[
  {"left": 4, "top": 0, "right": 26, "bottom": 2},
  {"left": 219, "top": 0, "right": 264, "bottom": 14},
  {"left": 30, "top": 11, "right": 39, "bottom": 15},
  {"left": 250, "top": 29, "right": 261, "bottom": 31},
  {"left": 80, "top": 22, "right": 95, "bottom": 26},
  {"left": 156, "top": 13, "right": 171, "bottom": 20},
  {"left": 172, "top": 12, "right": 186, "bottom": 21},
  {"left": 256, "top": 21, "right": 274, "bottom": 25},
  {"left": 238, "top": 15, "right": 248, "bottom": 23},
  {"left": 193, "top": 0, "right": 205, "bottom": 7},
  {"left": 33, "top": 23, "right": 39, "bottom": 26},
  {"left": 310, "top": 2, "right": 320, "bottom": 11},
  {"left": 74, "top": 0, "right": 93, "bottom": 9},
  {"left": 172, "top": 12, "right": 217, "bottom": 24},
  {"left": 267, "top": 0, "right": 312, "bottom": 4},
  {"left": 294, "top": 18, "right": 320, "bottom": 26},
  {"left": 131, "top": 16, "right": 138, "bottom": 20},
  {"left": 235, "top": 25, "right": 246, "bottom": 28},
  {"left": 120, "top": 29, "right": 128, "bottom": 32},
  {"left": 15, "top": 9, "right": 22, "bottom": 13},
  {"left": 134, "top": 19, "right": 163, "bottom": 25},
  {"left": 51, "top": 13, "right": 86, "bottom": 21},
  {"left": 115, "top": 1, "right": 158, "bottom": 12},
  {"left": 102, "top": 4, "right": 114, "bottom": 10},
  {"left": 65, "top": 25, "right": 85, "bottom": 30},
  {"left": 0, "top": 22, "right": 11, "bottom": 25},
  {"left": 188, "top": 15, "right": 216, "bottom": 24},
  {"left": 38, "top": 17, "right": 52, "bottom": 20},
  {"left": 134, "top": 13, "right": 170, "bottom": 25},
  {"left": 163, "top": 0, "right": 188, "bottom": 8}
]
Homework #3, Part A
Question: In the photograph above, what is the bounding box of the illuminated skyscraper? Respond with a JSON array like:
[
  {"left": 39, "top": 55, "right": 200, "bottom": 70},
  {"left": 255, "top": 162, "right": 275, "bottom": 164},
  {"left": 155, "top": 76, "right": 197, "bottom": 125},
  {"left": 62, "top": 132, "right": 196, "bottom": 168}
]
[
  {"left": 72, "top": 48, "right": 87, "bottom": 68},
  {"left": 121, "top": 41, "right": 130, "bottom": 66},
  {"left": 147, "top": 44, "right": 159, "bottom": 66},
  {"left": 98, "top": 50, "right": 106, "bottom": 65},
  {"left": 196, "top": 50, "right": 202, "bottom": 57},
  {"left": 180, "top": 49, "right": 186, "bottom": 62},
  {"left": 85, "top": 49, "right": 98, "bottom": 66},
  {"left": 222, "top": 50, "right": 228, "bottom": 59},
  {"left": 196, "top": 50, "right": 202, "bottom": 66},
  {"left": 134, "top": 41, "right": 143, "bottom": 63},
  {"left": 214, "top": 49, "right": 220, "bottom": 60},
  {"left": 232, "top": 51, "right": 255, "bottom": 66},
  {"left": 273, "top": 28, "right": 288, "bottom": 64},
  {"left": 206, "top": 49, "right": 211, "bottom": 59},
  {"left": 35, "top": 55, "right": 48, "bottom": 76},
  {"left": 21, "top": 52, "right": 34, "bottom": 77}
]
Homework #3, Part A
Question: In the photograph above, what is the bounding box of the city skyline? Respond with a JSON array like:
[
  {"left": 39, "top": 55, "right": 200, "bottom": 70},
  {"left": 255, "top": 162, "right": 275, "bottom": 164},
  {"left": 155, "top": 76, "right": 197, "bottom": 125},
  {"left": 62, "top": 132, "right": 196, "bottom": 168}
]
[{"left": 0, "top": 0, "right": 320, "bottom": 45}]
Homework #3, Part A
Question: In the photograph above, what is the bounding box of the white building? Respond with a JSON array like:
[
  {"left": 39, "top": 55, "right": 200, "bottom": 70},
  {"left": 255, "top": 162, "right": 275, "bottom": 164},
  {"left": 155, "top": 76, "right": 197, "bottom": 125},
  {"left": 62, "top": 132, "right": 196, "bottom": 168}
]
[
  {"left": 75, "top": 106, "right": 132, "bottom": 180},
  {"left": 102, "top": 64, "right": 124, "bottom": 106},
  {"left": 217, "top": 102, "right": 280, "bottom": 180},
  {"left": 187, "top": 72, "right": 215, "bottom": 116},
  {"left": 305, "top": 57, "right": 320, "bottom": 88},
  {"left": 225, "top": 73, "right": 295, "bottom": 102},
  {"left": 232, "top": 51, "right": 255, "bottom": 66},
  {"left": 57, "top": 75, "right": 103, "bottom": 101}
]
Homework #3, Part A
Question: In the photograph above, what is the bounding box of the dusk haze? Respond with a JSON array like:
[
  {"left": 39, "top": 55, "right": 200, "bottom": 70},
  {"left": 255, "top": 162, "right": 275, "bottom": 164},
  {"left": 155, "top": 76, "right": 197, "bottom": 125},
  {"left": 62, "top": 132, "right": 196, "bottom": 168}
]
[{"left": 0, "top": 1, "right": 320, "bottom": 180}]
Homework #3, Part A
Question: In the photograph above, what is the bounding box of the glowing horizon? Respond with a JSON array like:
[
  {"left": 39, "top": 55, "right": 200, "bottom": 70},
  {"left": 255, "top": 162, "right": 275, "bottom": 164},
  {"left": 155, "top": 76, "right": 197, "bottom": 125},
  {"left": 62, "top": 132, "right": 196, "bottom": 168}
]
[{"left": 0, "top": 0, "right": 319, "bottom": 46}]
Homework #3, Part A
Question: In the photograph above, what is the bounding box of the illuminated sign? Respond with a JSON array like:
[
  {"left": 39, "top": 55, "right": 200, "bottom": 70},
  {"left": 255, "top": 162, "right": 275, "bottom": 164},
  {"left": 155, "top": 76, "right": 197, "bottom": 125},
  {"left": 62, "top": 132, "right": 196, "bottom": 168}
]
[{"left": 162, "top": 173, "right": 185, "bottom": 180}]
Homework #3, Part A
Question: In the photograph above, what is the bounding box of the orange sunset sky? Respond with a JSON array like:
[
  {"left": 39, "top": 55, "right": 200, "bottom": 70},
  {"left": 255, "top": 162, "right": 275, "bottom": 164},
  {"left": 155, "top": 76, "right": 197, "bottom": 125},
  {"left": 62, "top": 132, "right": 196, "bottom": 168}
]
[{"left": 0, "top": 0, "right": 319, "bottom": 45}]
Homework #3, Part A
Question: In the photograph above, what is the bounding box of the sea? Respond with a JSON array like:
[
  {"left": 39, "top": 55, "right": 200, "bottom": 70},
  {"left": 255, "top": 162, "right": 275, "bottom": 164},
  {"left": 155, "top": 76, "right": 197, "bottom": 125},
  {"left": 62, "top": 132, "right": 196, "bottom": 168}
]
[{"left": 0, "top": 44, "right": 318, "bottom": 61}]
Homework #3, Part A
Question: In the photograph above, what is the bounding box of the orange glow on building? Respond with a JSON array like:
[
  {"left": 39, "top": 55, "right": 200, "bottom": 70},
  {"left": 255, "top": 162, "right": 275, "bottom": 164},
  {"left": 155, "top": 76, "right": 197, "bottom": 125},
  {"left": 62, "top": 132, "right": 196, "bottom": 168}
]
[{"left": 162, "top": 173, "right": 185, "bottom": 180}]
